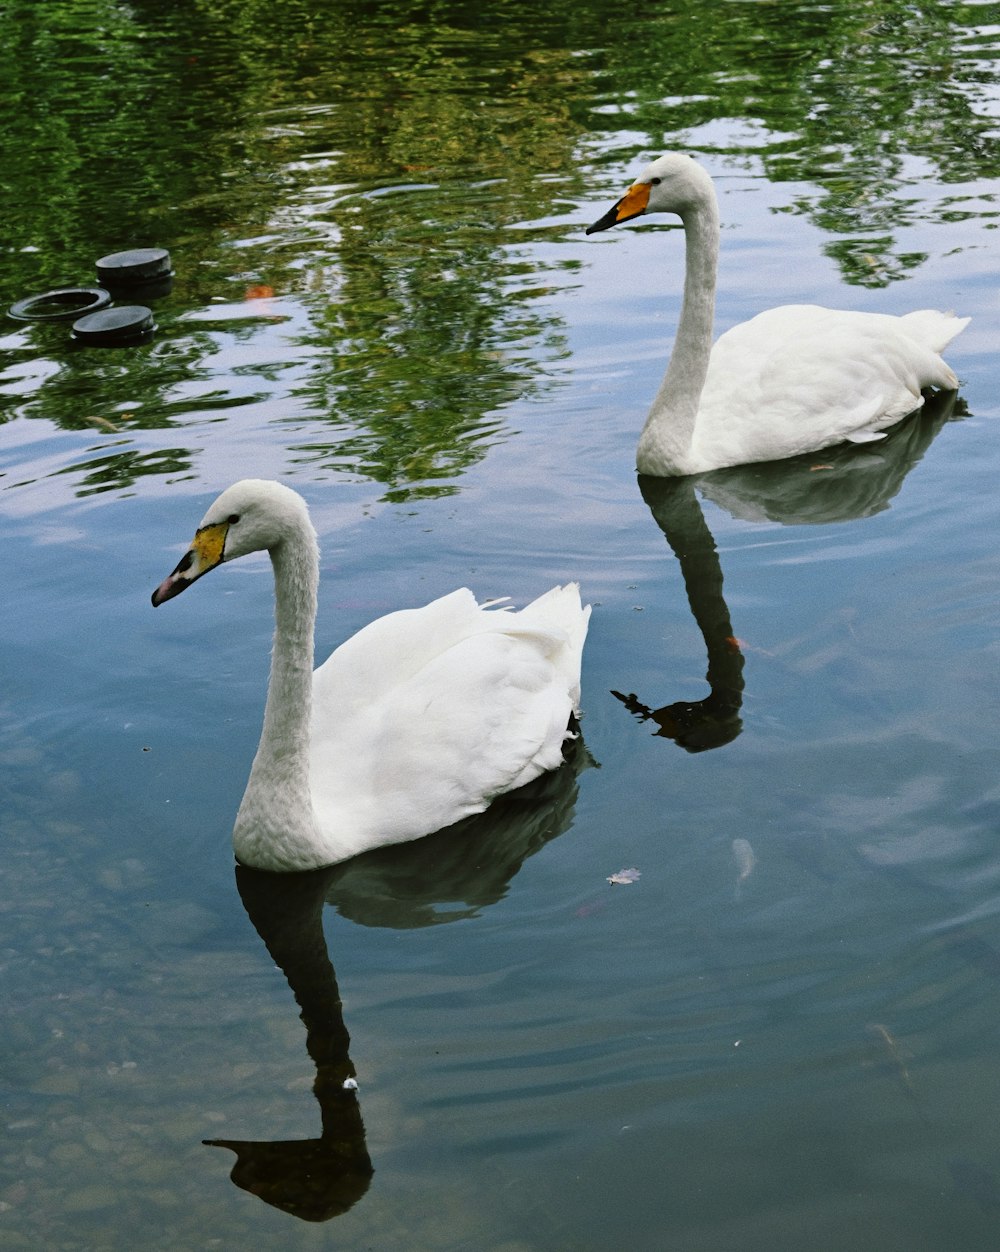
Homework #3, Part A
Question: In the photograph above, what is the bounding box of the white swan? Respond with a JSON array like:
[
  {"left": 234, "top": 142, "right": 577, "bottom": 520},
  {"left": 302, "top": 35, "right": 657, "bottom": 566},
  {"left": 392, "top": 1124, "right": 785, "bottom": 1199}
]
[
  {"left": 586, "top": 153, "right": 969, "bottom": 476},
  {"left": 152, "top": 479, "right": 590, "bottom": 873}
]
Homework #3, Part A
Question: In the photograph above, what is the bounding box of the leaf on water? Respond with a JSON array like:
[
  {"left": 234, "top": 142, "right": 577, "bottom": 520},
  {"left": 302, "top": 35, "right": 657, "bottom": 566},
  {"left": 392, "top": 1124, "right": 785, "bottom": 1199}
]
[{"left": 607, "top": 867, "right": 641, "bottom": 885}]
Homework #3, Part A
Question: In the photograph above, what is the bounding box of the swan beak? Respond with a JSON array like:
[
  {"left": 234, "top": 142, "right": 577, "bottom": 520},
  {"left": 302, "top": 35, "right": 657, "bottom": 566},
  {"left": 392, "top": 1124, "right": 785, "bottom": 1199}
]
[
  {"left": 151, "top": 521, "right": 230, "bottom": 606},
  {"left": 585, "top": 182, "right": 651, "bottom": 234}
]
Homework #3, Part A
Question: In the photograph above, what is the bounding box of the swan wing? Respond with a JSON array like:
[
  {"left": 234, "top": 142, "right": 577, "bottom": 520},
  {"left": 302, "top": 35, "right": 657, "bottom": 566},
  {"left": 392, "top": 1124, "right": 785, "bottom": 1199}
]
[
  {"left": 312, "top": 587, "right": 496, "bottom": 709},
  {"left": 308, "top": 586, "right": 589, "bottom": 860},
  {"left": 692, "top": 305, "right": 966, "bottom": 469}
]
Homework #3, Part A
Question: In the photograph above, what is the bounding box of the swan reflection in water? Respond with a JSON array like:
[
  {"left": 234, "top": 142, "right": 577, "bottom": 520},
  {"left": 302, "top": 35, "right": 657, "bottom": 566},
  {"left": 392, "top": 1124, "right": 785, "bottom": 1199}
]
[
  {"left": 204, "top": 737, "right": 590, "bottom": 1222},
  {"left": 614, "top": 391, "right": 961, "bottom": 752}
]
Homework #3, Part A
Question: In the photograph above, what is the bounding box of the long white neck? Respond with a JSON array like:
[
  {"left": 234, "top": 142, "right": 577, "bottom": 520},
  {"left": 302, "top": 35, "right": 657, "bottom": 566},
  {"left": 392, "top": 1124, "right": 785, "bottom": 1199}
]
[
  {"left": 637, "top": 187, "right": 719, "bottom": 476},
  {"left": 233, "top": 520, "right": 322, "bottom": 871}
]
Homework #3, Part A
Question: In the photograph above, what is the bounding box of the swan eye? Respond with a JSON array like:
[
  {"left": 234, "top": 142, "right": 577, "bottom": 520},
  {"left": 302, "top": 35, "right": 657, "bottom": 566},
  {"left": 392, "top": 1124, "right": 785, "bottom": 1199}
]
[{"left": 226, "top": 513, "right": 240, "bottom": 524}]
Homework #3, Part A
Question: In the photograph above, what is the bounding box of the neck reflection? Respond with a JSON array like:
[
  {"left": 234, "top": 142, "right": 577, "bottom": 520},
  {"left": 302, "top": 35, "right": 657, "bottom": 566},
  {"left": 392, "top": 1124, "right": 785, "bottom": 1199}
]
[
  {"left": 205, "top": 863, "right": 373, "bottom": 1222},
  {"left": 615, "top": 392, "right": 960, "bottom": 753},
  {"left": 615, "top": 475, "right": 745, "bottom": 752},
  {"left": 203, "top": 735, "right": 591, "bottom": 1220}
]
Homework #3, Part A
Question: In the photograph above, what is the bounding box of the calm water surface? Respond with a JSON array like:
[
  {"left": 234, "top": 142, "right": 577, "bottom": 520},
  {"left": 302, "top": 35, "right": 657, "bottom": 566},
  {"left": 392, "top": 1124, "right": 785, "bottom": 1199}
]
[{"left": 2, "top": 2, "right": 999, "bottom": 1248}]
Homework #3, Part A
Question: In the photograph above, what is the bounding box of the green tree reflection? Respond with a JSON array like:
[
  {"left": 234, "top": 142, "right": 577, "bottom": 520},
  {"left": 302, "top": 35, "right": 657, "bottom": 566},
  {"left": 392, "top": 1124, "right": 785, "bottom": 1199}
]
[
  {"left": 0, "top": 0, "right": 995, "bottom": 498},
  {"left": 1, "top": 0, "right": 596, "bottom": 498},
  {"left": 587, "top": 0, "right": 1000, "bottom": 286}
]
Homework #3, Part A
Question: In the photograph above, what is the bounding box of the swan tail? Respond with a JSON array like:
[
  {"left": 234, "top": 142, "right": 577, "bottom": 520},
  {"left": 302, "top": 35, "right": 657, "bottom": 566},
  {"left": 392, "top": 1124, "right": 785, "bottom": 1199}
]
[
  {"left": 899, "top": 309, "right": 970, "bottom": 356},
  {"left": 520, "top": 583, "right": 589, "bottom": 634},
  {"left": 515, "top": 584, "right": 591, "bottom": 713}
]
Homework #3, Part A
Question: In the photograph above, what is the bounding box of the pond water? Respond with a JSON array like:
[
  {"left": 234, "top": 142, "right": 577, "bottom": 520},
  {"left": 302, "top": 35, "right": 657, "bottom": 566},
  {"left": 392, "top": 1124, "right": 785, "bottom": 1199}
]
[{"left": 2, "top": 2, "right": 999, "bottom": 1248}]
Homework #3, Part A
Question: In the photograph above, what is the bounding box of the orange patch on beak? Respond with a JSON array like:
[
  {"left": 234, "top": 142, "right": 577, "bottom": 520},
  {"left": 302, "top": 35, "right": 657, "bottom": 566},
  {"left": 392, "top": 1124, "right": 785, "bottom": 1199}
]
[{"left": 615, "top": 182, "right": 651, "bottom": 222}]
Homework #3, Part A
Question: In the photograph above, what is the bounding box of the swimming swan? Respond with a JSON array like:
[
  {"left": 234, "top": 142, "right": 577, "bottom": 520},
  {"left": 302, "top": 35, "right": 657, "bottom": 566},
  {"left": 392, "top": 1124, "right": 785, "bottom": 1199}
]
[
  {"left": 586, "top": 153, "right": 969, "bottom": 476},
  {"left": 151, "top": 479, "right": 590, "bottom": 872}
]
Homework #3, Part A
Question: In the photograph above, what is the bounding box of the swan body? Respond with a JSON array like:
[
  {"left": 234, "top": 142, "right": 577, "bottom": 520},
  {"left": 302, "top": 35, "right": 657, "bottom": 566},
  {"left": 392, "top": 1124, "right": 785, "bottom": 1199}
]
[
  {"left": 587, "top": 153, "right": 969, "bottom": 476},
  {"left": 152, "top": 480, "right": 590, "bottom": 872}
]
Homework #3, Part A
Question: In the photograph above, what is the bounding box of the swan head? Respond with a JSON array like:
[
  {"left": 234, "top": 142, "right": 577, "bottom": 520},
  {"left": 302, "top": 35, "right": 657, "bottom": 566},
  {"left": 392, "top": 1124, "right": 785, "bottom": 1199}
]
[
  {"left": 586, "top": 152, "right": 711, "bottom": 234},
  {"left": 152, "top": 479, "right": 312, "bottom": 606}
]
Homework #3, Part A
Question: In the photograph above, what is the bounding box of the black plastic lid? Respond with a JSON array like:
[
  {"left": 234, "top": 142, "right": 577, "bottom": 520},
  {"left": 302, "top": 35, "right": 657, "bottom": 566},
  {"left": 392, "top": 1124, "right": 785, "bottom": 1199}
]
[
  {"left": 71, "top": 305, "right": 156, "bottom": 345},
  {"left": 95, "top": 248, "right": 172, "bottom": 285},
  {"left": 9, "top": 286, "right": 112, "bottom": 322}
]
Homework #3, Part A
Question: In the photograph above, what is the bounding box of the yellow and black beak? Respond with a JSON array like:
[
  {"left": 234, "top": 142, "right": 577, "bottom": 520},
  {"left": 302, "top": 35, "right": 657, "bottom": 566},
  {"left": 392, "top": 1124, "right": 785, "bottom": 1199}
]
[
  {"left": 585, "top": 181, "right": 652, "bottom": 235},
  {"left": 151, "top": 520, "right": 230, "bottom": 607}
]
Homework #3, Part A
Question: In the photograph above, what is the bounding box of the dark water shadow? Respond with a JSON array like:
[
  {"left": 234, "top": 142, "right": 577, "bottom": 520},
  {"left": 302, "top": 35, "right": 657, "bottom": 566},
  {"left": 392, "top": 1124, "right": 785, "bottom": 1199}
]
[
  {"left": 204, "top": 736, "right": 592, "bottom": 1221},
  {"left": 615, "top": 393, "right": 960, "bottom": 752},
  {"left": 205, "top": 862, "right": 374, "bottom": 1222}
]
